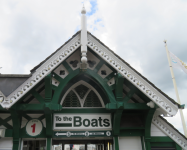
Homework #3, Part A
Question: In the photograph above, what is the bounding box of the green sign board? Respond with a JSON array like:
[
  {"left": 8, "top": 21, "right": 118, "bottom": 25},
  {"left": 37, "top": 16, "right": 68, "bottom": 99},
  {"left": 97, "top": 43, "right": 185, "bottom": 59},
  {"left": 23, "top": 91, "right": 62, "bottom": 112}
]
[{"left": 53, "top": 131, "right": 112, "bottom": 138}]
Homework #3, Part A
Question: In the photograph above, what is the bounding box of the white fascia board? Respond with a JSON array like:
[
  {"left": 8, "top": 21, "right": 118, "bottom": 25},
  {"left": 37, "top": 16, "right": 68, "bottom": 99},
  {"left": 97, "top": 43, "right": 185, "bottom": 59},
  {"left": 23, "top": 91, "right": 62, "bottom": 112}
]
[
  {"left": 87, "top": 33, "right": 178, "bottom": 116},
  {"left": 0, "top": 33, "right": 81, "bottom": 108},
  {"left": 152, "top": 114, "right": 187, "bottom": 149}
]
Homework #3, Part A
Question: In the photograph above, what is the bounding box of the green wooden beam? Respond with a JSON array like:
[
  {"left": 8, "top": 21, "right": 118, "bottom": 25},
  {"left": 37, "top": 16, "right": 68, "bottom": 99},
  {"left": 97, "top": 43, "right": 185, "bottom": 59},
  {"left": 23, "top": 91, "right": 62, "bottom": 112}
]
[
  {"left": 123, "top": 89, "right": 139, "bottom": 103},
  {"left": 144, "top": 109, "right": 156, "bottom": 150},
  {"left": 106, "top": 103, "right": 150, "bottom": 110},
  {"left": 0, "top": 117, "right": 13, "bottom": 129},
  {"left": 52, "top": 69, "right": 80, "bottom": 104},
  {"left": 114, "top": 136, "right": 119, "bottom": 150},
  {"left": 119, "top": 129, "right": 144, "bottom": 136},
  {"left": 62, "top": 61, "right": 73, "bottom": 73},
  {"left": 94, "top": 60, "right": 103, "bottom": 73},
  {"left": 123, "top": 89, "right": 136, "bottom": 103},
  {"left": 175, "top": 143, "right": 182, "bottom": 150},
  {"left": 45, "top": 74, "right": 52, "bottom": 102},
  {"left": 86, "top": 69, "right": 116, "bottom": 104},
  {"left": 44, "top": 106, "right": 53, "bottom": 137},
  {"left": 46, "top": 138, "right": 52, "bottom": 150},
  {"left": 115, "top": 73, "right": 124, "bottom": 101},
  {"left": 5, "top": 129, "right": 13, "bottom": 137},
  {"left": 113, "top": 109, "right": 123, "bottom": 135},
  {"left": 22, "top": 114, "right": 32, "bottom": 121},
  {"left": 31, "top": 90, "right": 45, "bottom": 104},
  {"left": 15, "top": 103, "right": 62, "bottom": 111},
  {"left": 52, "top": 72, "right": 63, "bottom": 83},
  {"left": 11, "top": 110, "right": 21, "bottom": 150}
]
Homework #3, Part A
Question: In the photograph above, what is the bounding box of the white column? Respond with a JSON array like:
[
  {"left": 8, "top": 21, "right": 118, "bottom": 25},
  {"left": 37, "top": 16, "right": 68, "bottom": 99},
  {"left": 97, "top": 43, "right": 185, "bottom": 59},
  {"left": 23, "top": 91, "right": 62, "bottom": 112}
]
[{"left": 81, "top": 6, "right": 87, "bottom": 64}]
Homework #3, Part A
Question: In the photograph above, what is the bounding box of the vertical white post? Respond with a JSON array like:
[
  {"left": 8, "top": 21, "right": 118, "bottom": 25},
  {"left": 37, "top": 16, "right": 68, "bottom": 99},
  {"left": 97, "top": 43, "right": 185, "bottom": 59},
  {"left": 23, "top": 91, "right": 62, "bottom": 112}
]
[
  {"left": 81, "top": 6, "right": 87, "bottom": 64},
  {"left": 164, "top": 40, "right": 187, "bottom": 137}
]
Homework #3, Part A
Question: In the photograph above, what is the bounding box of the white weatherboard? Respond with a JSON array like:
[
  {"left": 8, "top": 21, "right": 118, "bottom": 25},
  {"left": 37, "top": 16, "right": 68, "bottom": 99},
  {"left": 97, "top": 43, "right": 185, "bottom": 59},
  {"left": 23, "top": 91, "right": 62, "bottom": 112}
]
[{"left": 53, "top": 114, "right": 111, "bottom": 130}]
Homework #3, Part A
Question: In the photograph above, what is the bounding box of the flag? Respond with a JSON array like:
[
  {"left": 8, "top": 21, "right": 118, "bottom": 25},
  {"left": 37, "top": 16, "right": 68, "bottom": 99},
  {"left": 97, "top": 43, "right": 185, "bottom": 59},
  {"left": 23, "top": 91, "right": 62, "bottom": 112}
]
[{"left": 169, "top": 51, "right": 187, "bottom": 74}]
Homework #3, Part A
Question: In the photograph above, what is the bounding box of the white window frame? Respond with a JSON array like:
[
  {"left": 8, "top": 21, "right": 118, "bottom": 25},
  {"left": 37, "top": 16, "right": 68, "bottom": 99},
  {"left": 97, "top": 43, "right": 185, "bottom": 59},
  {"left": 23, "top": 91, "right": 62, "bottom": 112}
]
[{"left": 60, "top": 80, "right": 105, "bottom": 108}]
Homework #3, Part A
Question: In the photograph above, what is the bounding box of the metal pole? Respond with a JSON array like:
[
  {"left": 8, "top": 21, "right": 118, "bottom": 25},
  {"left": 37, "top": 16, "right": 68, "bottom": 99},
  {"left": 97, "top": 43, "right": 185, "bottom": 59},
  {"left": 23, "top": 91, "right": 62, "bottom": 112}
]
[{"left": 164, "top": 40, "right": 187, "bottom": 137}]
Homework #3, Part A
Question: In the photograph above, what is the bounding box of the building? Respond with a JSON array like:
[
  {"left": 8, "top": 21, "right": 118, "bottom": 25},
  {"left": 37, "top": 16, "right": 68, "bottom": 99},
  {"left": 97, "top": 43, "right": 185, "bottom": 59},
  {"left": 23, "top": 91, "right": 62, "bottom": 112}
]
[{"left": 0, "top": 7, "right": 187, "bottom": 150}]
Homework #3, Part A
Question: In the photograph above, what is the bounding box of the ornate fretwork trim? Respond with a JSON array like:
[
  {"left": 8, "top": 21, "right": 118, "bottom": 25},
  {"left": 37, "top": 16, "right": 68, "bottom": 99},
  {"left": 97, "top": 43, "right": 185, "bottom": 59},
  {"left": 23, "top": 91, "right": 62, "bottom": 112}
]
[
  {"left": 87, "top": 34, "right": 178, "bottom": 116},
  {"left": 152, "top": 114, "right": 187, "bottom": 149},
  {"left": 0, "top": 34, "right": 81, "bottom": 108}
]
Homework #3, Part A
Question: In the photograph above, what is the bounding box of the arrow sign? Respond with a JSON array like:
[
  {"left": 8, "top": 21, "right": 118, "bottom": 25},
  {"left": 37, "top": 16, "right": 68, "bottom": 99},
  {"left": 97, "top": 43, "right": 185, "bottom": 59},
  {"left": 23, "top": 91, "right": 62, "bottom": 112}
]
[{"left": 55, "top": 132, "right": 66, "bottom": 136}]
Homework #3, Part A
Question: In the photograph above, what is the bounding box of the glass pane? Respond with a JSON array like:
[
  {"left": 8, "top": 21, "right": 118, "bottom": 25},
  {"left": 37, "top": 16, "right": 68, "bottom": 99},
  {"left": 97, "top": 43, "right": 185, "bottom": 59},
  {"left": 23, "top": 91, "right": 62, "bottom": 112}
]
[
  {"left": 87, "top": 144, "right": 96, "bottom": 150},
  {"left": 64, "top": 144, "right": 85, "bottom": 150}
]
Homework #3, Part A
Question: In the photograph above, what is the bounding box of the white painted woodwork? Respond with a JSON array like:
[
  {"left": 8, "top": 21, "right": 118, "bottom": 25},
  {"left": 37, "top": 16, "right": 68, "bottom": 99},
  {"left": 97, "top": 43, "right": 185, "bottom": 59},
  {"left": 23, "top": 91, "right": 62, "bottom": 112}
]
[
  {"left": 53, "top": 64, "right": 69, "bottom": 79},
  {"left": 0, "top": 137, "right": 13, "bottom": 150},
  {"left": 152, "top": 114, "right": 187, "bottom": 149},
  {"left": 60, "top": 80, "right": 105, "bottom": 108},
  {"left": 98, "top": 64, "right": 113, "bottom": 79},
  {"left": 87, "top": 34, "right": 178, "bottom": 116},
  {"left": 151, "top": 123, "right": 167, "bottom": 136},
  {"left": 52, "top": 78, "right": 60, "bottom": 87},
  {"left": 107, "top": 77, "right": 115, "bottom": 86},
  {"left": 81, "top": 6, "right": 87, "bottom": 63},
  {"left": 119, "top": 137, "right": 142, "bottom": 150},
  {"left": 66, "top": 50, "right": 80, "bottom": 70},
  {"left": 87, "top": 50, "right": 100, "bottom": 70}
]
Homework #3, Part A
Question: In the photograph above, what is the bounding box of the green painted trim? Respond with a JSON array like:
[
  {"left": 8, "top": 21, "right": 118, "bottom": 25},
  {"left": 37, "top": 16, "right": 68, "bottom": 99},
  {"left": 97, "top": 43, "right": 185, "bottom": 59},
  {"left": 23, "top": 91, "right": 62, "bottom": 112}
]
[
  {"left": 45, "top": 74, "right": 52, "bottom": 102},
  {"left": 62, "top": 61, "right": 73, "bottom": 73},
  {"left": 141, "top": 136, "right": 145, "bottom": 150},
  {"left": 5, "top": 129, "right": 13, "bottom": 137},
  {"left": 145, "top": 140, "right": 151, "bottom": 150},
  {"left": 22, "top": 114, "right": 32, "bottom": 121},
  {"left": 113, "top": 110, "right": 123, "bottom": 135},
  {"left": 52, "top": 85, "right": 57, "bottom": 91},
  {"left": 0, "top": 116, "right": 12, "bottom": 129},
  {"left": 151, "top": 142, "right": 175, "bottom": 148},
  {"left": 123, "top": 89, "right": 135, "bottom": 103},
  {"left": 106, "top": 103, "right": 150, "bottom": 110},
  {"left": 44, "top": 110, "right": 52, "bottom": 137},
  {"left": 52, "top": 72, "right": 63, "bottom": 83},
  {"left": 85, "top": 69, "right": 116, "bottom": 104},
  {"left": 122, "top": 89, "right": 139, "bottom": 103},
  {"left": 115, "top": 73, "right": 124, "bottom": 101},
  {"left": 52, "top": 69, "right": 80, "bottom": 104},
  {"left": 150, "top": 137, "right": 174, "bottom": 142},
  {"left": 114, "top": 136, "right": 119, "bottom": 150},
  {"left": 120, "top": 127, "right": 145, "bottom": 130},
  {"left": 38, "top": 115, "right": 45, "bottom": 121},
  {"left": 31, "top": 90, "right": 44, "bottom": 104},
  {"left": 93, "top": 60, "right": 103, "bottom": 73},
  {"left": 105, "top": 72, "right": 115, "bottom": 81},
  {"left": 13, "top": 137, "right": 20, "bottom": 150},
  {"left": 11, "top": 110, "right": 21, "bottom": 150},
  {"left": 16, "top": 104, "right": 44, "bottom": 111},
  {"left": 145, "top": 109, "right": 156, "bottom": 137},
  {"left": 119, "top": 129, "right": 144, "bottom": 136},
  {"left": 175, "top": 143, "right": 182, "bottom": 150},
  {"left": 46, "top": 138, "right": 51, "bottom": 150},
  {"left": 53, "top": 108, "right": 114, "bottom": 113}
]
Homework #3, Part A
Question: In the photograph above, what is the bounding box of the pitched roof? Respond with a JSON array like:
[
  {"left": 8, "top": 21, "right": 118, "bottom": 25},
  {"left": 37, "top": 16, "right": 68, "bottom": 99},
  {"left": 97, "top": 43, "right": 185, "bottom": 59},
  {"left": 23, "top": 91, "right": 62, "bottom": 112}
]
[{"left": 0, "top": 31, "right": 181, "bottom": 115}]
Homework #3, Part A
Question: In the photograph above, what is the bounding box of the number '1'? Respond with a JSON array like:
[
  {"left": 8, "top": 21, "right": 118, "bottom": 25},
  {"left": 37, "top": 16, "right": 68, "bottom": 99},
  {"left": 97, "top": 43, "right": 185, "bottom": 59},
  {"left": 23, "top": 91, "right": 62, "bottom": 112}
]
[{"left": 31, "top": 124, "right": 36, "bottom": 133}]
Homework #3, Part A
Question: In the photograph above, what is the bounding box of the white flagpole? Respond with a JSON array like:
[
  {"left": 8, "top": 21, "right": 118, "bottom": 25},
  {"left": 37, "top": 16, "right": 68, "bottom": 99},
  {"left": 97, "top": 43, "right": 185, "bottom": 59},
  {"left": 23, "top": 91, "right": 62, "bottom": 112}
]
[{"left": 164, "top": 40, "right": 187, "bottom": 137}]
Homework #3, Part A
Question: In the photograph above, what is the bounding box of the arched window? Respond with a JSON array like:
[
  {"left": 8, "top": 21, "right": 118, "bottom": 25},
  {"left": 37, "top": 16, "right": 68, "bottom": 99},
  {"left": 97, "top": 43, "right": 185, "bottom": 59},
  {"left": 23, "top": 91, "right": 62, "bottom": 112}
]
[{"left": 61, "top": 81, "right": 104, "bottom": 108}]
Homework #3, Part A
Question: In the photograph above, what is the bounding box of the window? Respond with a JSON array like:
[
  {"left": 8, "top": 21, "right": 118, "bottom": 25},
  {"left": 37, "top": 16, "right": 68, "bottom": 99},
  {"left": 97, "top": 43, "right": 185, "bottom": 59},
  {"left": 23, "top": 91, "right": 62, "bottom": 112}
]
[{"left": 61, "top": 81, "right": 104, "bottom": 108}]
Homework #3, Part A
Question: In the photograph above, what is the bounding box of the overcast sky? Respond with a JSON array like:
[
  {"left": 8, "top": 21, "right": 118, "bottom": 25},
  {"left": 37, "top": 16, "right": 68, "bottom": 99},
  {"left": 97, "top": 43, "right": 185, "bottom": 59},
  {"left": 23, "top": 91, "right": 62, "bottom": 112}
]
[{"left": 0, "top": 0, "right": 187, "bottom": 134}]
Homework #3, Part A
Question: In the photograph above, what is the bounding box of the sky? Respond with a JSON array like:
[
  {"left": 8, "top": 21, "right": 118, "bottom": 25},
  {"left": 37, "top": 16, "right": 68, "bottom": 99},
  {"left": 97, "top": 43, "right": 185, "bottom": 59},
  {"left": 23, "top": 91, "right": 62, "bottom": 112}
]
[{"left": 0, "top": 0, "right": 187, "bottom": 134}]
